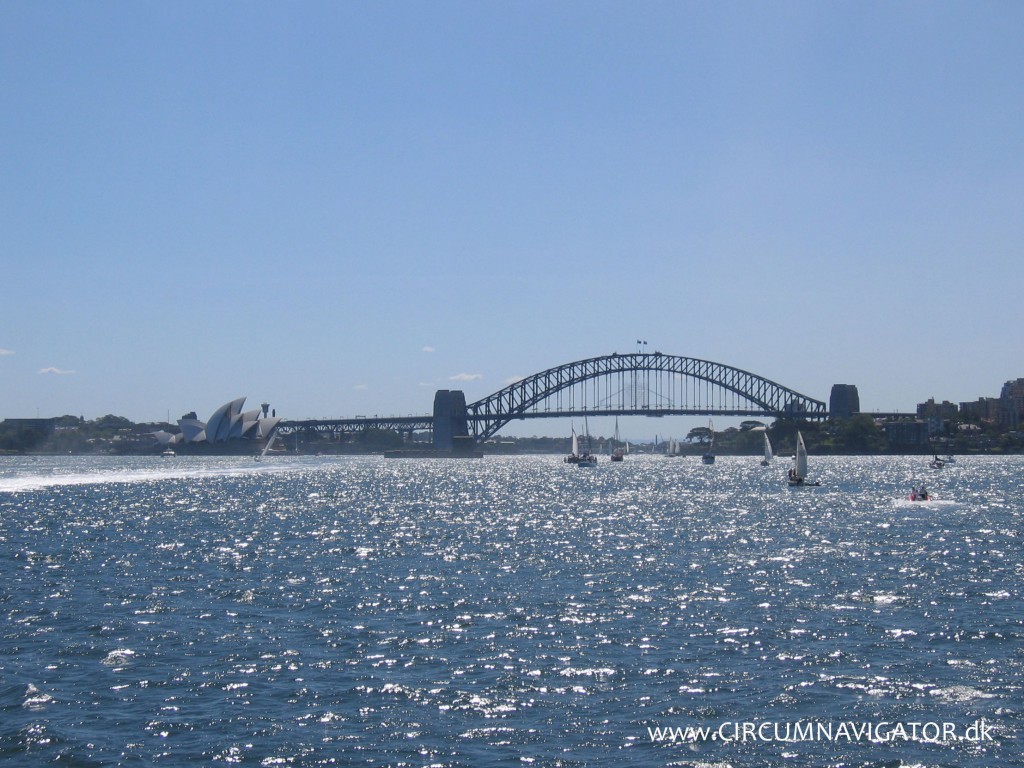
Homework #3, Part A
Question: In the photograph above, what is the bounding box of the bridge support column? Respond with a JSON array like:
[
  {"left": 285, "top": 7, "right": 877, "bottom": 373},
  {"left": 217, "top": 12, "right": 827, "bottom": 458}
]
[
  {"left": 433, "top": 390, "right": 470, "bottom": 451},
  {"left": 829, "top": 384, "right": 860, "bottom": 419}
]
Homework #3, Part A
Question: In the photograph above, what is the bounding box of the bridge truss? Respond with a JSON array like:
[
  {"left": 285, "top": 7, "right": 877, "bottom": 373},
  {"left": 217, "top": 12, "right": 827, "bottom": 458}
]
[
  {"left": 277, "top": 352, "right": 827, "bottom": 442},
  {"left": 279, "top": 415, "right": 431, "bottom": 439},
  {"left": 465, "top": 352, "right": 826, "bottom": 441}
]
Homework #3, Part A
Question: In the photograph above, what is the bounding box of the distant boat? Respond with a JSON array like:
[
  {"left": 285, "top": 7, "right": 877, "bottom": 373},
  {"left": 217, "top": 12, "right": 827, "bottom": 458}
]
[
  {"left": 161, "top": 448, "right": 176, "bottom": 457},
  {"left": 787, "top": 431, "right": 820, "bottom": 486},
  {"left": 578, "top": 418, "right": 598, "bottom": 467},
  {"left": 565, "top": 423, "right": 597, "bottom": 466},
  {"left": 909, "top": 483, "right": 931, "bottom": 501},
  {"left": 254, "top": 426, "right": 279, "bottom": 461},
  {"left": 702, "top": 420, "right": 715, "bottom": 464},
  {"left": 929, "top": 455, "right": 945, "bottom": 469},
  {"left": 761, "top": 433, "right": 773, "bottom": 466},
  {"left": 610, "top": 417, "right": 625, "bottom": 462},
  {"left": 564, "top": 427, "right": 581, "bottom": 464}
]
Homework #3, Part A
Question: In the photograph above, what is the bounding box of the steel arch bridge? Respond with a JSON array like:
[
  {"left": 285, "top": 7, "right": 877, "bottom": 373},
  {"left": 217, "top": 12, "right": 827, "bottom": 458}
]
[{"left": 465, "top": 352, "right": 826, "bottom": 441}]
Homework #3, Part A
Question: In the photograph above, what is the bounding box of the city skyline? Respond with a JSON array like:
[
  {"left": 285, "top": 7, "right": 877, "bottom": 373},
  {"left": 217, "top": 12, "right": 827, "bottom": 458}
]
[
  {"left": 3, "top": 3, "right": 1022, "bottom": 437},
  {"left": 5, "top": 352, "right": 1019, "bottom": 446}
]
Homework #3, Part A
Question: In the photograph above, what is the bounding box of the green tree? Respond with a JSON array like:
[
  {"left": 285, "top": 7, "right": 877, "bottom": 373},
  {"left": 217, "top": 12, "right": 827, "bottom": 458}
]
[
  {"left": 686, "top": 426, "right": 711, "bottom": 443},
  {"left": 91, "top": 415, "right": 133, "bottom": 434},
  {"left": 356, "top": 428, "right": 403, "bottom": 450},
  {"left": 835, "top": 415, "right": 885, "bottom": 452}
]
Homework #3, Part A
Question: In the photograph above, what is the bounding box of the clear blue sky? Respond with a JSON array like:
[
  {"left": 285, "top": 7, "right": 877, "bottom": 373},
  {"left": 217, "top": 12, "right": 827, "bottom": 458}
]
[{"left": 2, "top": 1, "right": 1022, "bottom": 438}]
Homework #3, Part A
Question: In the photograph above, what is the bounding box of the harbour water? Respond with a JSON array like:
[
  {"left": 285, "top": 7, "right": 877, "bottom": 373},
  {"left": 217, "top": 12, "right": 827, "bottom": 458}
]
[{"left": 1, "top": 454, "right": 1021, "bottom": 766}]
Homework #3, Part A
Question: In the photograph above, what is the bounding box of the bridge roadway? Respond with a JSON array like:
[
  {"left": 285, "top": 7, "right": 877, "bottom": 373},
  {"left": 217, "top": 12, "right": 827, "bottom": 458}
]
[
  {"left": 278, "top": 407, "right": 811, "bottom": 438},
  {"left": 275, "top": 351, "right": 850, "bottom": 444}
]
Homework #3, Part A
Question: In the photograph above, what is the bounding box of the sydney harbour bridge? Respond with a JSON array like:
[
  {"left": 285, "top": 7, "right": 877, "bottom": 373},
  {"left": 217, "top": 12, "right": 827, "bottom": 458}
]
[{"left": 278, "top": 352, "right": 834, "bottom": 449}]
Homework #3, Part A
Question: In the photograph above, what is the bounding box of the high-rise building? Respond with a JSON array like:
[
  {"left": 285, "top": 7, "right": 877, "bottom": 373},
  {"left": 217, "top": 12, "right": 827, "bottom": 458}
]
[{"left": 999, "top": 378, "right": 1024, "bottom": 428}]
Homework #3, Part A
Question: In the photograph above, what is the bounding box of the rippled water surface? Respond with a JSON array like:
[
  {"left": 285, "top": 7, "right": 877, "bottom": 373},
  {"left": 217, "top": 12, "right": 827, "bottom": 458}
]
[{"left": 1, "top": 454, "right": 1021, "bottom": 766}]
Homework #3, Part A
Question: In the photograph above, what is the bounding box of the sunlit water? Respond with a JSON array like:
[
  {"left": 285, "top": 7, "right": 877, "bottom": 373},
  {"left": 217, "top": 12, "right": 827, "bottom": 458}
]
[{"left": 1, "top": 454, "right": 1021, "bottom": 766}]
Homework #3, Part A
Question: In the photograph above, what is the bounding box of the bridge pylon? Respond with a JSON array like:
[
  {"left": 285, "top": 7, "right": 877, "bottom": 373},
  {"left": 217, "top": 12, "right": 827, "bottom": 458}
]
[{"left": 432, "top": 390, "right": 470, "bottom": 450}]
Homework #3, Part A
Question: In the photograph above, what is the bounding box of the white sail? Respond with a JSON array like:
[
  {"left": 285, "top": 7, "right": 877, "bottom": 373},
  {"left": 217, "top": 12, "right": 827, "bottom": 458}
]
[
  {"left": 764, "top": 433, "right": 773, "bottom": 463},
  {"left": 794, "top": 432, "right": 808, "bottom": 478},
  {"left": 571, "top": 429, "right": 579, "bottom": 457},
  {"left": 260, "top": 427, "right": 279, "bottom": 459}
]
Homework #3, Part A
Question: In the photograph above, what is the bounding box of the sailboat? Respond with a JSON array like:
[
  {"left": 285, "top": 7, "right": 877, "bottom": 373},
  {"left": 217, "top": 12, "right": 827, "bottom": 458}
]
[
  {"left": 565, "top": 426, "right": 581, "bottom": 464},
  {"left": 787, "top": 431, "right": 820, "bottom": 486},
  {"left": 702, "top": 420, "right": 716, "bottom": 464},
  {"left": 610, "top": 417, "right": 625, "bottom": 462},
  {"left": 254, "top": 426, "right": 280, "bottom": 461},
  {"left": 761, "top": 433, "right": 773, "bottom": 466},
  {"left": 578, "top": 417, "right": 598, "bottom": 467},
  {"left": 565, "top": 423, "right": 597, "bottom": 466}
]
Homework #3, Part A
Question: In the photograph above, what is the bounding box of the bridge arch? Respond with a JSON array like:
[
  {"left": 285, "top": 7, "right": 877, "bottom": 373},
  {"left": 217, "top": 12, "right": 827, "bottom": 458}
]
[{"left": 466, "top": 352, "right": 826, "bottom": 441}]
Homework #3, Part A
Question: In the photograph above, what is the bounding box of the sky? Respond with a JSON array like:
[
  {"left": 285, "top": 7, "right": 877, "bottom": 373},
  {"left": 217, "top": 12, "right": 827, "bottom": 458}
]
[{"left": 2, "top": 1, "right": 1022, "bottom": 439}]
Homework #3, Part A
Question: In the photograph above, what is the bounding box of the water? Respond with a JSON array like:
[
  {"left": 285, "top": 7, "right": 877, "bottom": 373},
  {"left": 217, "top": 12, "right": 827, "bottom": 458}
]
[{"left": 1, "top": 454, "right": 1021, "bottom": 766}]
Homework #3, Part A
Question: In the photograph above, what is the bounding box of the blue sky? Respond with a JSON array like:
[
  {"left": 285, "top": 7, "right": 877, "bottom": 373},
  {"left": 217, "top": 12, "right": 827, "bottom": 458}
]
[{"left": 2, "top": 1, "right": 1022, "bottom": 438}]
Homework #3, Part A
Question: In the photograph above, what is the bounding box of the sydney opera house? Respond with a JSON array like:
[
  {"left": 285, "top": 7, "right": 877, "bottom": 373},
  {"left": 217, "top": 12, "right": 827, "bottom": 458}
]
[{"left": 152, "top": 397, "right": 282, "bottom": 453}]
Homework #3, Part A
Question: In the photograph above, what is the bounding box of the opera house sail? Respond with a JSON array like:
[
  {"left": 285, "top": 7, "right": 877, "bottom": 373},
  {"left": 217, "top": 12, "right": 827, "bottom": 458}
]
[{"left": 152, "top": 397, "right": 282, "bottom": 454}]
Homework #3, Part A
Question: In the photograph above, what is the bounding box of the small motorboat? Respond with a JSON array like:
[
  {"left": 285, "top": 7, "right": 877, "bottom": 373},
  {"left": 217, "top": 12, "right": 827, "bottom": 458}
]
[{"left": 909, "top": 484, "right": 931, "bottom": 501}]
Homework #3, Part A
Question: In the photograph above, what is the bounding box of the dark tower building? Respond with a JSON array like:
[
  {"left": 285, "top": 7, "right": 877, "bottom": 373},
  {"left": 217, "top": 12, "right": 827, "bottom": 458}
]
[
  {"left": 432, "top": 390, "right": 470, "bottom": 450},
  {"left": 829, "top": 384, "right": 860, "bottom": 419}
]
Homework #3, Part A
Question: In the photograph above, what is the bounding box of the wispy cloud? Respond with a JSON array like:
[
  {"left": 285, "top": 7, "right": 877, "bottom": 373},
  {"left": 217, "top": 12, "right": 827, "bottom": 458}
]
[
  {"left": 449, "top": 373, "right": 483, "bottom": 382},
  {"left": 504, "top": 375, "right": 525, "bottom": 385},
  {"left": 39, "top": 366, "right": 75, "bottom": 375},
  {"left": 421, "top": 346, "right": 436, "bottom": 353},
  {"left": 353, "top": 383, "right": 369, "bottom": 390},
  {"left": 0, "top": 348, "right": 14, "bottom": 356}
]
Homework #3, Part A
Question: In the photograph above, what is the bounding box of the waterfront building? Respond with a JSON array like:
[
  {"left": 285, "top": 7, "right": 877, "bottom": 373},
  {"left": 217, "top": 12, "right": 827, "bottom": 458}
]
[
  {"left": 151, "top": 397, "right": 281, "bottom": 450},
  {"left": 884, "top": 420, "right": 930, "bottom": 447},
  {"left": 959, "top": 397, "right": 1000, "bottom": 423},
  {"left": 999, "top": 378, "right": 1024, "bottom": 429}
]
